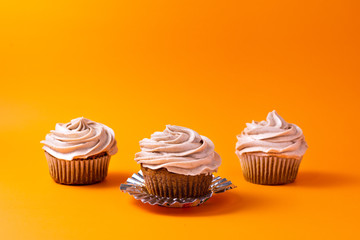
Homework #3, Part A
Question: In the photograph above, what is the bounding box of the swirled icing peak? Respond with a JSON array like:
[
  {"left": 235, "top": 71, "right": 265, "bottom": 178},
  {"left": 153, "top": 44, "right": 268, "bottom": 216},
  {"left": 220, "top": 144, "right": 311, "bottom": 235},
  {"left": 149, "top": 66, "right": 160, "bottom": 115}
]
[
  {"left": 236, "top": 111, "right": 308, "bottom": 158},
  {"left": 41, "top": 117, "right": 118, "bottom": 160},
  {"left": 135, "top": 125, "right": 221, "bottom": 176}
]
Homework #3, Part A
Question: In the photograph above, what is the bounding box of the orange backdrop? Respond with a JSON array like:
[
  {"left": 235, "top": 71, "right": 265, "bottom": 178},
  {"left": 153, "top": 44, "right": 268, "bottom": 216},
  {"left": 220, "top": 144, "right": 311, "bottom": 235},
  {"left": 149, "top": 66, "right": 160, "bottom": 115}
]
[{"left": 0, "top": 0, "right": 359, "bottom": 239}]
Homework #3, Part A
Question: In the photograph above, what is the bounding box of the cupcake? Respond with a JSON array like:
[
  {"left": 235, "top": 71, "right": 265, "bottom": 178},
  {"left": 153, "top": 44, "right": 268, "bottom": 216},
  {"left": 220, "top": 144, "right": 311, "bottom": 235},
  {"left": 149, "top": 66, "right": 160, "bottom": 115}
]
[
  {"left": 135, "top": 125, "right": 222, "bottom": 198},
  {"left": 41, "top": 117, "right": 118, "bottom": 185},
  {"left": 235, "top": 111, "right": 308, "bottom": 185}
]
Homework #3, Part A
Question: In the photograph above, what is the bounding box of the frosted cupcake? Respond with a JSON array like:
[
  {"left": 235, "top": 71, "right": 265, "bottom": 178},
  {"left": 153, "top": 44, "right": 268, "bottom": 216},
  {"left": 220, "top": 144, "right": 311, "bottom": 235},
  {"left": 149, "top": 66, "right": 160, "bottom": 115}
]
[
  {"left": 41, "top": 117, "right": 118, "bottom": 185},
  {"left": 135, "top": 125, "right": 221, "bottom": 198},
  {"left": 236, "top": 111, "right": 308, "bottom": 185}
]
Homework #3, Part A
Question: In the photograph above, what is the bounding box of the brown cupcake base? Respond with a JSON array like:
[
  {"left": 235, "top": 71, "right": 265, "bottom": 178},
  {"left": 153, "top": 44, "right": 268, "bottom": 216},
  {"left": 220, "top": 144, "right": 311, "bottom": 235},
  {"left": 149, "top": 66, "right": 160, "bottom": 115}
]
[
  {"left": 240, "top": 153, "right": 302, "bottom": 185},
  {"left": 141, "top": 166, "right": 213, "bottom": 198},
  {"left": 45, "top": 151, "right": 111, "bottom": 185}
]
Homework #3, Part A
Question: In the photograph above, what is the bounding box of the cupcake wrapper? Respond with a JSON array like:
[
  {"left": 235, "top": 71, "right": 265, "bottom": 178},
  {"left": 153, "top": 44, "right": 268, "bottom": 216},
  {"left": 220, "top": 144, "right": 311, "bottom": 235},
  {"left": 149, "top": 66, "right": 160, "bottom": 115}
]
[
  {"left": 45, "top": 152, "right": 111, "bottom": 185},
  {"left": 121, "top": 171, "right": 237, "bottom": 208},
  {"left": 141, "top": 166, "right": 213, "bottom": 198},
  {"left": 240, "top": 154, "right": 302, "bottom": 185}
]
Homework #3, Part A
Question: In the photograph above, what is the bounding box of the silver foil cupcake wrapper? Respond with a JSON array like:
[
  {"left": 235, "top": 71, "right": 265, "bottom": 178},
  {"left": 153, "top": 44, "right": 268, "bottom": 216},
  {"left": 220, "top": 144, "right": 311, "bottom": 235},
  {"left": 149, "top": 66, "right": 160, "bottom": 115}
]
[{"left": 120, "top": 170, "right": 237, "bottom": 208}]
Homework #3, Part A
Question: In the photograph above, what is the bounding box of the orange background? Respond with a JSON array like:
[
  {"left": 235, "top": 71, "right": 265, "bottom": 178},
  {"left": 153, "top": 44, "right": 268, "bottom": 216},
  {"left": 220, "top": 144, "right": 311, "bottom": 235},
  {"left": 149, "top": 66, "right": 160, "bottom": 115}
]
[{"left": 0, "top": 0, "right": 359, "bottom": 239}]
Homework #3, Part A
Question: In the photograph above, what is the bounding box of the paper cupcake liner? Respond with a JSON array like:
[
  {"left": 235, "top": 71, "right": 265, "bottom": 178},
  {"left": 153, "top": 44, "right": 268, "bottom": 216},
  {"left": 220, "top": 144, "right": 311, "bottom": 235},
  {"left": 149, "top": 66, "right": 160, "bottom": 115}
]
[
  {"left": 240, "top": 154, "right": 302, "bottom": 185},
  {"left": 120, "top": 170, "right": 236, "bottom": 208},
  {"left": 141, "top": 166, "right": 213, "bottom": 198},
  {"left": 45, "top": 151, "right": 111, "bottom": 185}
]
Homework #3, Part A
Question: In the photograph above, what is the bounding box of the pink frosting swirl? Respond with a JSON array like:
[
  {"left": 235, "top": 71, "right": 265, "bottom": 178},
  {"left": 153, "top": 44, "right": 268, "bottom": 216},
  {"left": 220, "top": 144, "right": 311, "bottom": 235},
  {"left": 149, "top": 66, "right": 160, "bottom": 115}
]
[
  {"left": 135, "top": 125, "right": 221, "bottom": 176},
  {"left": 41, "top": 117, "right": 118, "bottom": 160},
  {"left": 236, "top": 111, "right": 308, "bottom": 159}
]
